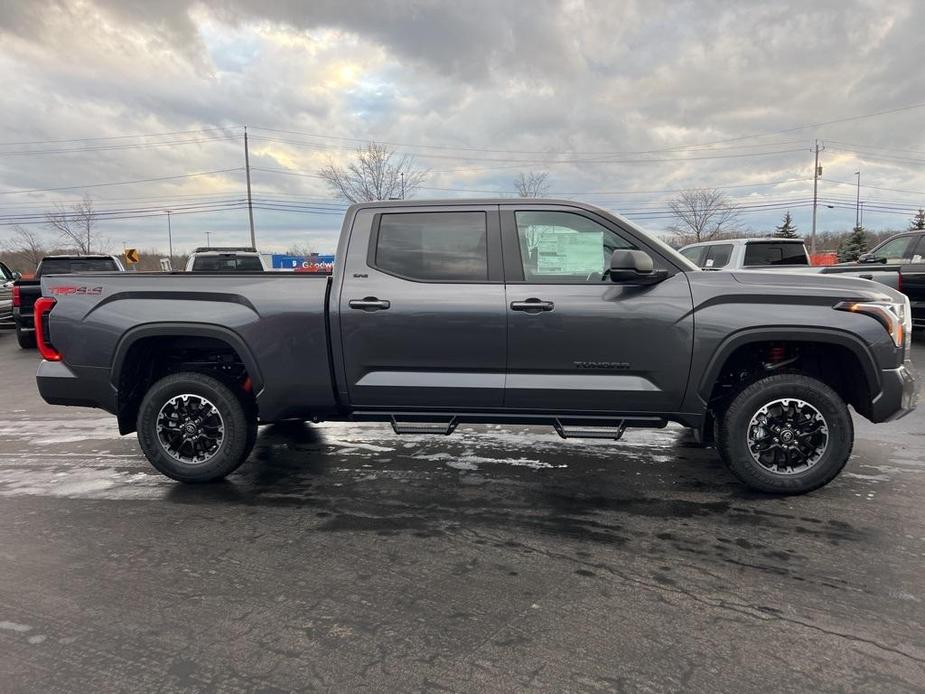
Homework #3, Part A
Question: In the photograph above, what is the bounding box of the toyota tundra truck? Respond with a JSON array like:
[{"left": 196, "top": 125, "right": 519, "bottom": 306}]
[{"left": 32, "top": 200, "right": 916, "bottom": 494}]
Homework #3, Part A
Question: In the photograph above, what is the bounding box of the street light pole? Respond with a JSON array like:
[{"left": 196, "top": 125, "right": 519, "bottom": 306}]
[
  {"left": 810, "top": 140, "right": 823, "bottom": 256},
  {"left": 205, "top": 231, "right": 212, "bottom": 248},
  {"left": 855, "top": 171, "right": 862, "bottom": 228},
  {"left": 165, "top": 210, "right": 174, "bottom": 261},
  {"left": 244, "top": 125, "right": 256, "bottom": 249}
]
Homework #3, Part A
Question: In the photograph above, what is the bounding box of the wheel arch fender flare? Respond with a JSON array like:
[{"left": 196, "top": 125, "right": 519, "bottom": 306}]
[
  {"left": 697, "top": 326, "right": 881, "bottom": 404},
  {"left": 110, "top": 322, "right": 264, "bottom": 393}
]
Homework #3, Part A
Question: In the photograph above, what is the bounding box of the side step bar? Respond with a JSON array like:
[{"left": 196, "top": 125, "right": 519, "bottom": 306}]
[
  {"left": 390, "top": 415, "right": 458, "bottom": 436},
  {"left": 553, "top": 418, "right": 626, "bottom": 440},
  {"left": 350, "top": 412, "right": 667, "bottom": 439}
]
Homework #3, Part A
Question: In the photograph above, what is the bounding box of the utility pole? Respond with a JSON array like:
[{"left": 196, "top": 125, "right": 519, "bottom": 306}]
[
  {"left": 860, "top": 201, "right": 865, "bottom": 227},
  {"left": 244, "top": 125, "right": 256, "bottom": 249},
  {"left": 165, "top": 210, "right": 174, "bottom": 261},
  {"left": 810, "top": 140, "right": 824, "bottom": 256},
  {"left": 205, "top": 231, "right": 212, "bottom": 248},
  {"left": 855, "top": 171, "right": 862, "bottom": 228},
  {"left": 400, "top": 172, "right": 405, "bottom": 200}
]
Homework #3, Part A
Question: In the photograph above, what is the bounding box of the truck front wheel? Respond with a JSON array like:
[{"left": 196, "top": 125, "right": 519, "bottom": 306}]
[
  {"left": 136, "top": 372, "right": 257, "bottom": 483},
  {"left": 716, "top": 373, "right": 853, "bottom": 494}
]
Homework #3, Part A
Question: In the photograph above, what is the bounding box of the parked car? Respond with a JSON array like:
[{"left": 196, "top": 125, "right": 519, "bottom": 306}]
[
  {"left": 0, "top": 260, "right": 18, "bottom": 329},
  {"left": 185, "top": 247, "right": 268, "bottom": 272},
  {"left": 33, "top": 199, "right": 915, "bottom": 494},
  {"left": 13, "top": 254, "right": 124, "bottom": 348},
  {"left": 679, "top": 238, "right": 811, "bottom": 270}
]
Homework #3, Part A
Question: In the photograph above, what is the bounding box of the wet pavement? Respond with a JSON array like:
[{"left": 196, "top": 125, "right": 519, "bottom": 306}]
[{"left": 0, "top": 332, "right": 923, "bottom": 693}]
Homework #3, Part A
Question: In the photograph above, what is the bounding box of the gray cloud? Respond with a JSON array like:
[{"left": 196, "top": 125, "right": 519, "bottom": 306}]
[{"left": 0, "top": 0, "right": 924, "bottom": 255}]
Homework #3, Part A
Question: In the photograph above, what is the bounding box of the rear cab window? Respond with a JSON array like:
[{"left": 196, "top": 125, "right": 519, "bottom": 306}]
[
  {"left": 192, "top": 255, "right": 264, "bottom": 272},
  {"left": 744, "top": 242, "right": 808, "bottom": 266},
  {"left": 38, "top": 258, "right": 118, "bottom": 275},
  {"left": 373, "top": 211, "right": 488, "bottom": 281}
]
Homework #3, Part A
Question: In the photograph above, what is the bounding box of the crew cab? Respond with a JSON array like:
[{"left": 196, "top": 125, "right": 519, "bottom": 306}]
[
  {"left": 13, "top": 255, "right": 123, "bottom": 348},
  {"left": 33, "top": 200, "right": 916, "bottom": 494}
]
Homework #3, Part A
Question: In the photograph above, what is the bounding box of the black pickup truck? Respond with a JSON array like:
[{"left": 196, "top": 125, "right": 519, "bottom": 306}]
[
  {"left": 13, "top": 254, "right": 124, "bottom": 348},
  {"left": 33, "top": 200, "right": 916, "bottom": 494}
]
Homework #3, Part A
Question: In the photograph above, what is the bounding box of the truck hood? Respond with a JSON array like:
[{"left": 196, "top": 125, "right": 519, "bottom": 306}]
[{"left": 729, "top": 270, "right": 904, "bottom": 303}]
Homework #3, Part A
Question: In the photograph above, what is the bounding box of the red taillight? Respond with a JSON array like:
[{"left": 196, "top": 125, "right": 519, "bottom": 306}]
[
  {"left": 34, "top": 297, "right": 61, "bottom": 361},
  {"left": 11, "top": 285, "right": 20, "bottom": 308}
]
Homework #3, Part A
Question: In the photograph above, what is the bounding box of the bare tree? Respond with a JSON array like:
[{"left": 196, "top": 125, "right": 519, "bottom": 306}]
[
  {"left": 3, "top": 225, "right": 48, "bottom": 271},
  {"left": 513, "top": 171, "right": 551, "bottom": 198},
  {"left": 45, "top": 193, "right": 106, "bottom": 254},
  {"left": 286, "top": 243, "right": 318, "bottom": 257},
  {"left": 318, "top": 142, "right": 428, "bottom": 203},
  {"left": 666, "top": 188, "right": 743, "bottom": 245}
]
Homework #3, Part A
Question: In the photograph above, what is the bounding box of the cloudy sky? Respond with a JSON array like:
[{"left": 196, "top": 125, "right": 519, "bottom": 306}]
[{"left": 1, "top": 0, "right": 923, "bottom": 255}]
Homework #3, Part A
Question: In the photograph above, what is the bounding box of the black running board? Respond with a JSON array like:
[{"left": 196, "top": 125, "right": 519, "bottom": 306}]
[
  {"left": 553, "top": 418, "right": 626, "bottom": 440},
  {"left": 348, "top": 411, "right": 667, "bottom": 438},
  {"left": 390, "top": 415, "right": 459, "bottom": 436}
]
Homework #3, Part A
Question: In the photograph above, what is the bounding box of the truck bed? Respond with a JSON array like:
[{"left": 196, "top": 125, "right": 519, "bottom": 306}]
[{"left": 39, "top": 272, "right": 338, "bottom": 421}]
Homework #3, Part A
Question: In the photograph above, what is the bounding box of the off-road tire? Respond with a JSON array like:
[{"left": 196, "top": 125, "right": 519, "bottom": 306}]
[
  {"left": 717, "top": 373, "right": 853, "bottom": 494},
  {"left": 137, "top": 372, "right": 257, "bottom": 483}
]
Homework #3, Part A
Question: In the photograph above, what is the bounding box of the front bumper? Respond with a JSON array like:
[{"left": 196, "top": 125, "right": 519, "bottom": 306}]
[{"left": 870, "top": 361, "right": 917, "bottom": 422}]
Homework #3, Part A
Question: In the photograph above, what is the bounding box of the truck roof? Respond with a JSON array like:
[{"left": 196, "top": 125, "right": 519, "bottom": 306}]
[
  {"left": 680, "top": 237, "right": 806, "bottom": 249},
  {"left": 41, "top": 254, "right": 120, "bottom": 260},
  {"left": 190, "top": 247, "right": 259, "bottom": 254},
  {"left": 348, "top": 197, "right": 589, "bottom": 210}
]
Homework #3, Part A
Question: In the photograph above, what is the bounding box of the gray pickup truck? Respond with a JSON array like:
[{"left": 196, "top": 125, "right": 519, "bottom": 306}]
[{"left": 33, "top": 200, "right": 916, "bottom": 494}]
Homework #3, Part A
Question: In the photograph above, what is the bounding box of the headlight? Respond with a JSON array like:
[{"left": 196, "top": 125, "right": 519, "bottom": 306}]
[{"left": 835, "top": 298, "right": 911, "bottom": 350}]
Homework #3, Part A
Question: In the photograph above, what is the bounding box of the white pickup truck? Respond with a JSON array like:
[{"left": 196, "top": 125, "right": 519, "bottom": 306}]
[{"left": 678, "top": 238, "right": 812, "bottom": 270}]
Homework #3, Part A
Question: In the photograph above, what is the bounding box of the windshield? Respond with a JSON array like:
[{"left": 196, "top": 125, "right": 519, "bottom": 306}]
[
  {"left": 39, "top": 257, "right": 119, "bottom": 274},
  {"left": 191, "top": 255, "right": 265, "bottom": 272}
]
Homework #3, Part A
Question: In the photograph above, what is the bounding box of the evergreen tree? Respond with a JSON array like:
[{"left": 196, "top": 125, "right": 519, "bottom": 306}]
[
  {"left": 774, "top": 211, "right": 799, "bottom": 238},
  {"left": 909, "top": 208, "right": 925, "bottom": 231},
  {"left": 836, "top": 225, "right": 869, "bottom": 262}
]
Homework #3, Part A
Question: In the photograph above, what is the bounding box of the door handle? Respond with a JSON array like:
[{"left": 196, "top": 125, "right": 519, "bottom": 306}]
[
  {"left": 510, "top": 298, "right": 554, "bottom": 313},
  {"left": 349, "top": 297, "right": 391, "bottom": 311}
]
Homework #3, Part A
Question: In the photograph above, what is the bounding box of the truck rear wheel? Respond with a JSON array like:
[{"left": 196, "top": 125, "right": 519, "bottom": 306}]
[
  {"left": 16, "top": 326, "right": 35, "bottom": 349},
  {"left": 136, "top": 372, "right": 257, "bottom": 483},
  {"left": 716, "top": 373, "right": 853, "bottom": 494}
]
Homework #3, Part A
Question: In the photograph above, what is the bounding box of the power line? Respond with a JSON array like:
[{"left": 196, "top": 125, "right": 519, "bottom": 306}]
[
  {"left": 0, "top": 135, "right": 239, "bottom": 157},
  {"left": 0, "top": 126, "right": 243, "bottom": 147},
  {"left": 0, "top": 168, "right": 245, "bottom": 196}
]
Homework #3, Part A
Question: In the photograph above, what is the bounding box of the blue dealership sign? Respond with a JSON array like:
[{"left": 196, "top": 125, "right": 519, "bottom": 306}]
[{"left": 272, "top": 254, "right": 335, "bottom": 272}]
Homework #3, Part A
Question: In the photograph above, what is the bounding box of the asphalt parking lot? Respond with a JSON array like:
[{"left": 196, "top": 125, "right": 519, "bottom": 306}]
[{"left": 0, "top": 334, "right": 923, "bottom": 693}]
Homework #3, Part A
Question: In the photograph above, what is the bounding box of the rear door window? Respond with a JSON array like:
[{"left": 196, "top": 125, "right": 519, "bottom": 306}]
[
  {"left": 910, "top": 236, "right": 925, "bottom": 263},
  {"left": 374, "top": 212, "right": 488, "bottom": 281},
  {"left": 744, "top": 243, "right": 808, "bottom": 266},
  {"left": 703, "top": 244, "right": 733, "bottom": 269}
]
